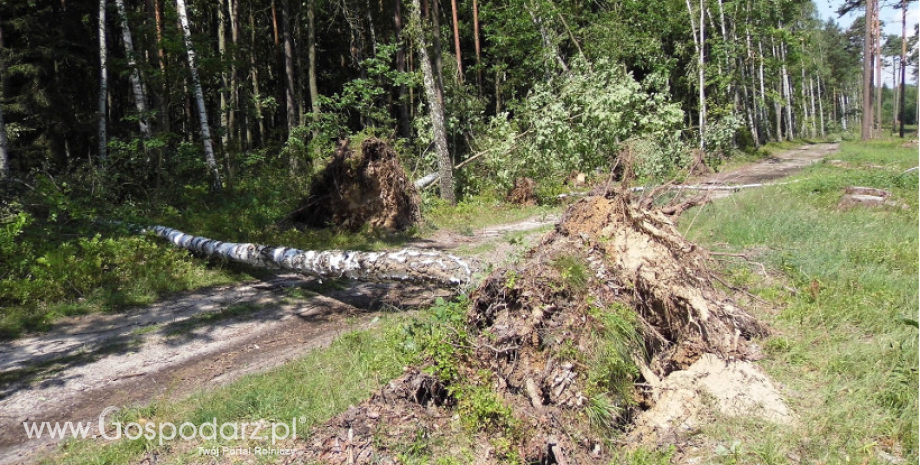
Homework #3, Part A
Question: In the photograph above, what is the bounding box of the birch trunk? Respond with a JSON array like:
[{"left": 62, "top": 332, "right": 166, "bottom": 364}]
[
  {"left": 175, "top": 0, "right": 223, "bottom": 190},
  {"left": 862, "top": 0, "right": 875, "bottom": 140},
  {"left": 817, "top": 75, "right": 825, "bottom": 137},
  {"left": 140, "top": 224, "right": 474, "bottom": 285},
  {"left": 780, "top": 39, "right": 793, "bottom": 140},
  {"left": 98, "top": 0, "right": 108, "bottom": 161},
  {"left": 410, "top": 0, "right": 455, "bottom": 204},
  {"left": 115, "top": 0, "right": 151, "bottom": 140},
  {"left": 0, "top": 18, "right": 8, "bottom": 179},
  {"left": 0, "top": 101, "right": 8, "bottom": 180},
  {"left": 218, "top": 0, "right": 229, "bottom": 149},
  {"left": 698, "top": 0, "right": 706, "bottom": 150},
  {"left": 899, "top": 0, "right": 907, "bottom": 138},
  {"left": 809, "top": 76, "right": 817, "bottom": 138}
]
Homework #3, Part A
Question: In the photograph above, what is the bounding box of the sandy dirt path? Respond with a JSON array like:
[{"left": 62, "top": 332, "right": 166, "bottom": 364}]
[{"left": 0, "top": 214, "right": 558, "bottom": 465}]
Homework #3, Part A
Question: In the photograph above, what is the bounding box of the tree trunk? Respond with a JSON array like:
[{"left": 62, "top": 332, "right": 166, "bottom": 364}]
[
  {"left": 307, "top": 0, "right": 320, "bottom": 140},
  {"left": 780, "top": 39, "right": 793, "bottom": 140},
  {"left": 410, "top": 0, "right": 455, "bottom": 204},
  {"left": 229, "top": 0, "right": 240, "bottom": 148},
  {"left": 175, "top": 0, "right": 223, "bottom": 190},
  {"left": 0, "top": 17, "right": 9, "bottom": 179},
  {"left": 281, "top": 0, "right": 298, "bottom": 142},
  {"left": 139, "top": 224, "right": 474, "bottom": 285},
  {"left": 0, "top": 101, "right": 8, "bottom": 180},
  {"left": 873, "top": 2, "right": 881, "bottom": 134},
  {"left": 115, "top": 0, "right": 151, "bottom": 140},
  {"left": 685, "top": 0, "right": 706, "bottom": 150},
  {"left": 395, "top": 0, "right": 410, "bottom": 138},
  {"left": 899, "top": 0, "right": 907, "bottom": 138},
  {"left": 449, "top": 0, "right": 462, "bottom": 77},
  {"left": 98, "top": 0, "right": 108, "bottom": 162},
  {"left": 817, "top": 75, "right": 825, "bottom": 137},
  {"left": 862, "top": 0, "right": 875, "bottom": 140},
  {"left": 472, "top": 0, "right": 482, "bottom": 95},
  {"left": 218, "top": 0, "right": 230, "bottom": 150}
]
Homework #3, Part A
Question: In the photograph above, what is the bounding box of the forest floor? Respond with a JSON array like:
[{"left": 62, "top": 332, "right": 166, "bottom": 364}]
[{"left": 0, "top": 142, "right": 837, "bottom": 465}]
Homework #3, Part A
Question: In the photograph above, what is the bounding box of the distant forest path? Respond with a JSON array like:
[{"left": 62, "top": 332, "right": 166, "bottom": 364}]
[
  {"left": 0, "top": 142, "right": 837, "bottom": 465},
  {"left": 688, "top": 142, "right": 839, "bottom": 198}
]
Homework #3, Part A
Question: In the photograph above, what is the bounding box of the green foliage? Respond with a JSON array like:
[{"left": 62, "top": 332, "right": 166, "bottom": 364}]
[
  {"left": 550, "top": 254, "right": 589, "bottom": 294},
  {"left": 398, "top": 296, "right": 470, "bottom": 383},
  {"left": 455, "top": 381, "right": 517, "bottom": 433},
  {"left": 480, "top": 58, "right": 684, "bottom": 188}
]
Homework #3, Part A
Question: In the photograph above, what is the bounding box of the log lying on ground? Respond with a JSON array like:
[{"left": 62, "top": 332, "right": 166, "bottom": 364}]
[{"left": 139, "top": 224, "right": 474, "bottom": 286}]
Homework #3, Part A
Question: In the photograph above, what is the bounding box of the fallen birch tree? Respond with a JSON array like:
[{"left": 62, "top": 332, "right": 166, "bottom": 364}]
[{"left": 134, "top": 224, "right": 474, "bottom": 286}]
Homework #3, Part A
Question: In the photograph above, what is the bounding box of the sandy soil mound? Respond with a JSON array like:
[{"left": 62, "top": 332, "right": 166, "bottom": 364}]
[
  {"left": 301, "top": 191, "right": 780, "bottom": 464},
  {"left": 284, "top": 138, "right": 421, "bottom": 231}
]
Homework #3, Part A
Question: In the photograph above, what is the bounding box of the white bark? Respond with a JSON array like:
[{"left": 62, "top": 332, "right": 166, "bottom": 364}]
[
  {"left": 98, "top": 0, "right": 108, "bottom": 161},
  {"left": 139, "top": 224, "right": 474, "bottom": 286},
  {"left": 0, "top": 101, "right": 8, "bottom": 179},
  {"left": 114, "top": 0, "right": 151, "bottom": 140},
  {"left": 175, "top": 0, "right": 223, "bottom": 190},
  {"left": 409, "top": 0, "right": 454, "bottom": 204},
  {"left": 817, "top": 75, "right": 825, "bottom": 136}
]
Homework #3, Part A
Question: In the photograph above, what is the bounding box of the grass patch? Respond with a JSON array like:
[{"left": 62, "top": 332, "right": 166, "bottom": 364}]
[
  {"left": 680, "top": 138, "right": 919, "bottom": 463},
  {"left": 423, "top": 195, "right": 557, "bottom": 234}
]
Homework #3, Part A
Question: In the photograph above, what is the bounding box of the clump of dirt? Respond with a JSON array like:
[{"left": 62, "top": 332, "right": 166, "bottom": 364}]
[
  {"left": 838, "top": 186, "right": 907, "bottom": 210},
  {"left": 506, "top": 177, "right": 538, "bottom": 206},
  {"left": 303, "top": 192, "right": 772, "bottom": 464},
  {"left": 283, "top": 138, "right": 421, "bottom": 231}
]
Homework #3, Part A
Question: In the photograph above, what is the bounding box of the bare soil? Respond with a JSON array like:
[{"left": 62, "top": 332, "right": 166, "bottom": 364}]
[{"left": 0, "top": 216, "right": 557, "bottom": 465}]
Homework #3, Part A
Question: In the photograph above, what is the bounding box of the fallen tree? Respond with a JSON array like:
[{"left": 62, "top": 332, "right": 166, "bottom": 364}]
[{"left": 136, "top": 224, "right": 474, "bottom": 286}]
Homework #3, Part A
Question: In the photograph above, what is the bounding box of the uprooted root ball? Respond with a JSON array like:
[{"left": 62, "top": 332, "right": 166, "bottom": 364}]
[
  {"left": 303, "top": 194, "right": 767, "bottom": 464},
  {"left": 283, "top": 138, "right": 421, "bottom": 232}
]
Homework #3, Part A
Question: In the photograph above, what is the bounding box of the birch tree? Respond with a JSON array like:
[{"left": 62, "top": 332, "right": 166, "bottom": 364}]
[
  {"left": 861, "top": 0, "right": 876, "bottom": 140},
  {"left": 114, "top": 0, "right": 151, "bottom": 140},
  {"left": 0, "top": 101, "right": 8, "bottom": 180},
  {"left": 409, "top": 0, "right": 455, "bottom": 204},
  {"left": 98, "top": 0, "right": 108, "bottom": 162},
  {"left": 175, "top": 0, "right": 223, "bottom": 190}
]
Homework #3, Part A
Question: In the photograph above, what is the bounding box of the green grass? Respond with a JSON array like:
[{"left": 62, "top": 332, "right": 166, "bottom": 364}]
[{"left": 680, "top": 138, "right": 919, "bottom": 463}]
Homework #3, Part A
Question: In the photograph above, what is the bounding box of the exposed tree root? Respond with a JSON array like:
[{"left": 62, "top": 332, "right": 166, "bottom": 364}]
[{"left": 302, "top": 192, "right": 770, "bottom": 464}]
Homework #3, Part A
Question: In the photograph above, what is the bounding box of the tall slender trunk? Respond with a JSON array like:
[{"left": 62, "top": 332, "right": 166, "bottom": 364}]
[
  {"left": 307, "top": 0, "right": 320, "bottom": 140},
  {"left": 281, "top": 0, "right": 297, "bottom": 141},
  {"left": 98, "top": 0, "right": 108, "bottom": 161},
  {"left": 114, "top": 0, "right": 151, "bottom": 140},
  {"left": 873, "top": 2, "right": 881, "bottom": 133},
  {"left": 800, "top": 68, "right": 808, "bottom": 137},
  {"left": 809, "top": 75, "right": 817, "bottom": 138},
  {"left": 229, "top": 0, "right": 240, "bottom": 148},
  {"left": 250, "top": 7, "right": 265, "bottom": 145},
  {"left": 861, "top": 0, "right": 875, "bottom": 140},
  {"left": 529, "top": 1, "right": 568, "bottom": 74},
  {"left": 175, "top": 0, "right": 223, "bottom": 190},
  {"left": 817, "top": 75, "right": 825, "bottom": 137},
  {"left": 899, "top": 0, "right": 907, "bottom": 138},
  {"left": 472, "top": 0, "right": 482, "bottom": 95},
  {"left": 449, "top": 0, "right": 462, "bottom": 77},
  {"left": 841, "top": 92, "right": 849, "bottom": 131},
  {"left": 757, "top": 37, "right": 772, "bottom": 141},
  {"left": 780, "top": 38, "right": 793, "bottom": 140},
  {"left": 0, "top": 18, "right": 8, "bottom": 179},
  {"left": 410, "top": 0, "right": 454, "bottom": 204},
  {"left": 218, "top": 0, "right": 230, "bottom": 150},
  {"left": 395, "top": 0, "right": 410, "bottom": 137},
  {"left": 152, "top": 0, "right": 170, "bottom": 135},
  {"left": 430, "top": 0, "right": 446, "bottom": 99}
]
